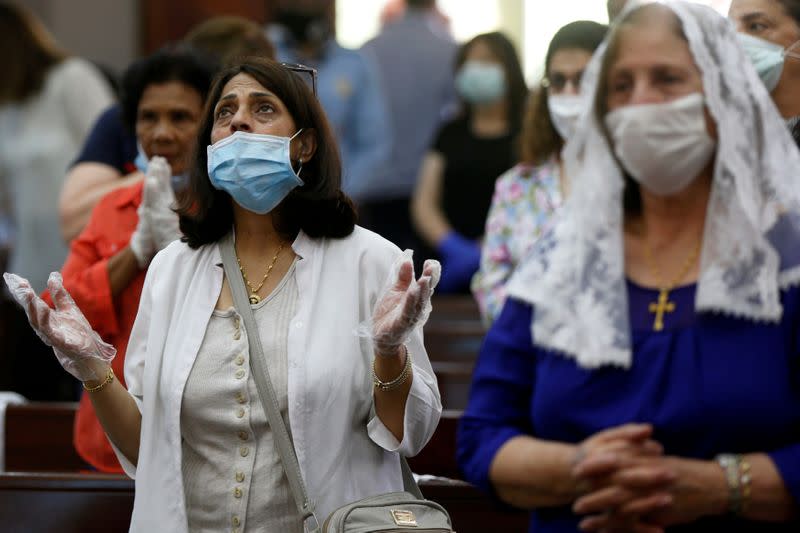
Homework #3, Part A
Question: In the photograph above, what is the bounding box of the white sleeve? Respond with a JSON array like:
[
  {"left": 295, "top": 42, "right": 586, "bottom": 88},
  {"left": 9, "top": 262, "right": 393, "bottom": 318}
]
[
  {"left": 108, "top": 248, "right": 161, "bottom": 477},
  {"left": 363, "top": 235, "right": 443, "bottom": 457}
]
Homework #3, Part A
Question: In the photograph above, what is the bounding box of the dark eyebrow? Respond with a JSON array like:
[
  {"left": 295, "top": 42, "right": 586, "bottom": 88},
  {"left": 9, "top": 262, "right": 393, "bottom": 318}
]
[{"left": 739, "top": 11, "right": 771, "bottom": 22}]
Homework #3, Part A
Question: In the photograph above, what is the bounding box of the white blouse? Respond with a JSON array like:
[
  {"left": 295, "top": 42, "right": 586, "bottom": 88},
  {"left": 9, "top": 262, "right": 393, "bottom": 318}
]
[{"left": 114, "top": 227, "right": 442, "bottom": 533}]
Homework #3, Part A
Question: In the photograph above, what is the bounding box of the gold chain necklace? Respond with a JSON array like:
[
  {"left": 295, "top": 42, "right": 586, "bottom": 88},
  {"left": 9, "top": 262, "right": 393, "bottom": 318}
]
[
  {"left": 642, "top": 239, "right": 701, "bottom": 332},
  {"left": 236, "top": 244, "right": 284, "bottom": 304}
]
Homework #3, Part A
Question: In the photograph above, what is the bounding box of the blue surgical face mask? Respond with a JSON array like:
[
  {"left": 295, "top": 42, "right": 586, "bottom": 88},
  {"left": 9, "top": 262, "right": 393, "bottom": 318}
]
[
  {"left": 455, "top": 61, "right": 506, "bottom": 104},
  {"left": 135, "top": 144, "right": 190, "bottom": 193},
  {"left": 134, "top": 145, "right": 149, "bottom": 174},
  {"left": 207, "top": 129, "right": 304, "bottom": 214},
  {"left": 737, "top": 32, "right": 800, "bottom": 92}
]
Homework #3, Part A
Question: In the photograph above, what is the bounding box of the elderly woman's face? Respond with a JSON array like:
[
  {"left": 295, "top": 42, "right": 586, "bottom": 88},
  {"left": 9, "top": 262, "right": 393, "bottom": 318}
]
[
  {"left": 211, "top": 73, "right": 299, "bottom": 145},
  {"left": 604, "top": 18, "right": 704, "bottom": 112},
  {"left": 136, "top": 81, "right": 203, "bottom": 175}
]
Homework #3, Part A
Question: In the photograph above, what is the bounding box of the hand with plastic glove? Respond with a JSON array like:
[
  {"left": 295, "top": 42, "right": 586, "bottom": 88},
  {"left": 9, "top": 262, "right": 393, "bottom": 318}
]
[
  {"left": 436, "top": 231, "right": 481, "bottom": 293},
  {"left": 3, "top": 272, "right": 116, "bottom": 382},
  {"left": 369, "top": 253, "right": 441, "bottom": 358},
  {"left": 142, "top": 156, "right": 181, "bottom": 250}
]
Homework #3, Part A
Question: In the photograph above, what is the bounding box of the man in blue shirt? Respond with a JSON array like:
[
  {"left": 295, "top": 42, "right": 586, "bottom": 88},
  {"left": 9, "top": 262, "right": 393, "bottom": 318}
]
[
  {"left": 360, "top": 0, "right": 457, "bottom": 251},
  {"left": 267, "top": 0, "right": 392, "bottom": 203}
]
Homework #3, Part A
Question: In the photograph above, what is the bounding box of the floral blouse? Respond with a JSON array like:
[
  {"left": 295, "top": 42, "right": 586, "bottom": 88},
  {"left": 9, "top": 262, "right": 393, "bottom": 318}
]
[{"left": 471, "top": 159, "right": 562, "bottom": 324}]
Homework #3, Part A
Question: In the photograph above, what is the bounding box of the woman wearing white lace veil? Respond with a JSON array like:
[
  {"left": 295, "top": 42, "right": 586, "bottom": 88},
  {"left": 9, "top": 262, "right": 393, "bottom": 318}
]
[{"left": 457, "top": 1, "right": 800, "bottom": 532}]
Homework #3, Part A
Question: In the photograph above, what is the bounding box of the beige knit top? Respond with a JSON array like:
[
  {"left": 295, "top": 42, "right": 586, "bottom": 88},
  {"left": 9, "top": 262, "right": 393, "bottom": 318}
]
[{"left": 180, "top": 262, "right": 303, "bottom": 533}]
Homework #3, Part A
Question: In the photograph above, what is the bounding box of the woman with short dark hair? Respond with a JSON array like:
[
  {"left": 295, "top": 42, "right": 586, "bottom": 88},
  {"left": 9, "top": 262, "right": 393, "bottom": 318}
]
[
  {"left": 6, "top": 57, "right": 442, "bottom": 532},
  {"left": 40, "top": 45, "right": 215, "bottom": 474}
]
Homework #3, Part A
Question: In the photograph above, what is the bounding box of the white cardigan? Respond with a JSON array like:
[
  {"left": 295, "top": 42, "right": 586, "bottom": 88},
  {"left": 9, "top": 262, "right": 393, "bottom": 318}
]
[{"left": 115, "top": 226, "right": 442, "bottom": 532}]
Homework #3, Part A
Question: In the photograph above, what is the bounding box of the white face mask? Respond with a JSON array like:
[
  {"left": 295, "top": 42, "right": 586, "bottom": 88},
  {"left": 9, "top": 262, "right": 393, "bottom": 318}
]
[
  {"left": 605, "top": 93, "right": 716, "bottom": 196},
  {"left": 547, "top": 93, "right": 583, "bottom": 141}
]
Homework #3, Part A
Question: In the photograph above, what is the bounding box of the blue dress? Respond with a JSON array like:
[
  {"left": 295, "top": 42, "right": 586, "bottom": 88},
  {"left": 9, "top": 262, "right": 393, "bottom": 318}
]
[{"left": 457, "top": 281, "right": 800, "bottom": 532}]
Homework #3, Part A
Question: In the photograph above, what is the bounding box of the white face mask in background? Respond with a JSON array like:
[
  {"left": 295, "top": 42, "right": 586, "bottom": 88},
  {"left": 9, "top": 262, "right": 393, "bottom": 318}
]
[
  {"left": 604, "top": 92, "right": 716, "bottom": 196},
  {"left": 547, "top": 93, "right": 584, "bottom": 141}
]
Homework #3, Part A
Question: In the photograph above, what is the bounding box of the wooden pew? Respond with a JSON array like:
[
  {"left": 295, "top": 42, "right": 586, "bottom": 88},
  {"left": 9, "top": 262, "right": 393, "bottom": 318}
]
[
  {"left": 0, "top": 472, "right": 529, "bottom": 533},
  {"left": 5, "top": 402, "right": 90, "bottom": 472},
  {"left": 6, "top": 404, "right": 463, "bottom": 480},
  {"left": 426, "top": 295, "right": 486, "bottom": 411},
  {"left": 408, "top": 409, "right": 461, "bottom": 479}
]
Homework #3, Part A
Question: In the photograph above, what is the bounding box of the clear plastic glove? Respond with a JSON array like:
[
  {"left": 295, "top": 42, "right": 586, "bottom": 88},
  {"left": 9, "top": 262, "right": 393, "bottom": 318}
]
[
  {"left": 142, "top": 156, "right": 181, "bottom": 250},
  {"left": 357, "top": 250, "right": 441, "bottom": 357},
  {"left": 3, "top": 272, "right": 116, "bottom": 382}
]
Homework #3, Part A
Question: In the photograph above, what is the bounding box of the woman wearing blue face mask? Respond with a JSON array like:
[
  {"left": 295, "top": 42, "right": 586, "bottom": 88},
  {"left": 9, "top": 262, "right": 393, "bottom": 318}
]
[
  {"left": 411, "top": 31, "right": 528, "bottom": 294},
  {"left": 4, "top": 57, "right": 443, "bottom": 532},
  {"left": 730, "top": 0, "right": 800, "bottom": 123},
  {"left": 458, "top": 2, "right": 800, "bottom": 531},
  {"left": 471, "top": 20, "right": 608, "bottom": 325}
]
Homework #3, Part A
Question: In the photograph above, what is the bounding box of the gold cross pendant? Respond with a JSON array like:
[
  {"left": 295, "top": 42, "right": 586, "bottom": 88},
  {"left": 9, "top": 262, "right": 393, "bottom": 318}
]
[{"left": 648, "top": 289, "right": 675, "bottom": 332}]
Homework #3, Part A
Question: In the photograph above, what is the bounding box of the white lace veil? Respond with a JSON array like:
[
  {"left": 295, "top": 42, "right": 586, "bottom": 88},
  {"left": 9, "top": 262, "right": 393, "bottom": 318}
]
[{"left": 506, "top": 0, "right": 800, "bottom": 368}]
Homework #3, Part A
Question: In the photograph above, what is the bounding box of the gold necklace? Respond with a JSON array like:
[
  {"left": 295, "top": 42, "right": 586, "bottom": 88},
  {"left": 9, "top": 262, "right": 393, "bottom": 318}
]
[
  {"left": 642, "top": 239, "right": 701, "bottom": 332},
  {"left": 236, "top": 244, "right": 284, "bottom": 304}
]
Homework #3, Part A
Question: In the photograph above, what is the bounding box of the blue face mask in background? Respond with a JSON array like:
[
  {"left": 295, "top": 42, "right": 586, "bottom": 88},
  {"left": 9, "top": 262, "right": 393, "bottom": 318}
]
[
  {"left": 206, "top": 129, "right": 304, "bottom": 214},
  {"left": 738, "top": 32, "right": 800, "bottom": 92},
  {"left": 135, "top": 145, "right": 190, "bottom": 193},
  {"left": 455, "top": 61, "right": 507, "bottom": 104}
]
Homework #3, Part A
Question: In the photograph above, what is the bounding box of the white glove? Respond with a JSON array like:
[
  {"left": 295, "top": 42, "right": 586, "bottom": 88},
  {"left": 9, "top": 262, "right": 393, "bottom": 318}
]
[
  {"left": 129, "top": 156, "right": 180, "bottom": 266},
  {"left": 3, "top": 272, "right": 116, "bottom": 382},
  {"left": 144, "top": 156, "right": 181, "bottom": 250},
  {"left": 362, "top": 250, "right": 441, "bottom": 357}
]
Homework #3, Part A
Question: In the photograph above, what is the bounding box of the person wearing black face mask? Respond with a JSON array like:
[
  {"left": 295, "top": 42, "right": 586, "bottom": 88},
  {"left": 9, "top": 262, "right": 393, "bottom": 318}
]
[{"left": 266, "top": 0, "right": 392, "bottom": 204}]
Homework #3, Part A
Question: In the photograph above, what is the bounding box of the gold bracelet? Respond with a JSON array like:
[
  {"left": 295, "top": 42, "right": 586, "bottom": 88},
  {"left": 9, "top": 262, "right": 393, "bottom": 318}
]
[
  {"left": 83, "top": 368, "right": 115, "bottom": 393},
  {"left": 373, "top": 346, "right": 412, "bottom": 392},
  {"left": 715, "top": 454, "right": 752, "bottom": 515}
]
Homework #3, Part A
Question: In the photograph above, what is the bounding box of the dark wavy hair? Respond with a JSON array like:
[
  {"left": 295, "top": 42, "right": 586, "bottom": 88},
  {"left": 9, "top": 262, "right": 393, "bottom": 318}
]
[
  {"left": 522, "top": 20, "right": 607, "bottom": 167},
  {"left": 120, "top": 44, "right": 218, "bottom": 134},
  {"left": 176, "top": 57, "right": 356, "bottom": 248},
  {"left": 778, "top": 0, "right": 800, "bottom": 26},
  {"left": 455, "top": 31, "right": 528, "bottom": 134}
]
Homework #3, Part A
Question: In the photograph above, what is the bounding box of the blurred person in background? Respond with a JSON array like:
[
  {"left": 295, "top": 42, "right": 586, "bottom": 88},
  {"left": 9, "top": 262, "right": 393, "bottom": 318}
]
[
  {"left": 0, "top": 2, "right": 113, "bottom": 399},
  {"left": 359, "top": 0, "right": 457, "bottom": 251},
  {"left": 267, "top": 0, "right": 392, "bottom": 200},
  {"left": 731, "top": 0, "right": 800, "bottom": 124},
  {"left": 472, "top": 21, "right": 608, "bottom": 324},
  {"left": 411, "top": 32, "right": 527, "bottom": 293},
  {"left": 46, "top": 47, "right": 215, "bottom": 472},
  {"left": 59, "top": 16, "right": 274, "bottom": 242}
]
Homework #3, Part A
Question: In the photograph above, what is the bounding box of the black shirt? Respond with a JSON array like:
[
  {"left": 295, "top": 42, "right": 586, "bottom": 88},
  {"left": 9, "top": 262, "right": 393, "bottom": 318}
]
[{"left": 433, "top": 117, "right": 516, "bottom": 239}]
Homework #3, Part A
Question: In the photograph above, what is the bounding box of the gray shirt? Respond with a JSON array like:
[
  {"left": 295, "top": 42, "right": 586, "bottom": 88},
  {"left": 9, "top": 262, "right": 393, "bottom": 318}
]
[{"left": 361, "top": 9, "right": 458, "bottom": 201}]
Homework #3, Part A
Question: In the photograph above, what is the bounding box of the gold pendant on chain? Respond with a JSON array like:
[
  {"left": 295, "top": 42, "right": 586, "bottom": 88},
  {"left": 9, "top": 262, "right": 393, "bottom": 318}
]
[{"left": 249, "top": 294, "right": 261, "bottom": 305}]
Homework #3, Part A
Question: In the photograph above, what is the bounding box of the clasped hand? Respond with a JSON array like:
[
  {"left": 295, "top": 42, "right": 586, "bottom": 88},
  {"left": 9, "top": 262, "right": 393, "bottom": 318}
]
[
  {"left": 571, "top": 424, "right": 719, "bottom": 533},
  {"left": 370, "top": 256, "right": 441, "bottom": 358},
  {"left": 129, "top": 156, "right": 181, "bottom": 267}
]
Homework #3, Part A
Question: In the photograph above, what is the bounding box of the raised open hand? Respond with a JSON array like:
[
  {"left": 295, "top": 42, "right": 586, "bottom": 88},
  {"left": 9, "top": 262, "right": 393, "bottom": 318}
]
[
  {"left": 4, "top": 272, "right": 116, "bottom": 381},
  {"left": 370, "top": 254, "right": 441, "bottom": 357}
]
